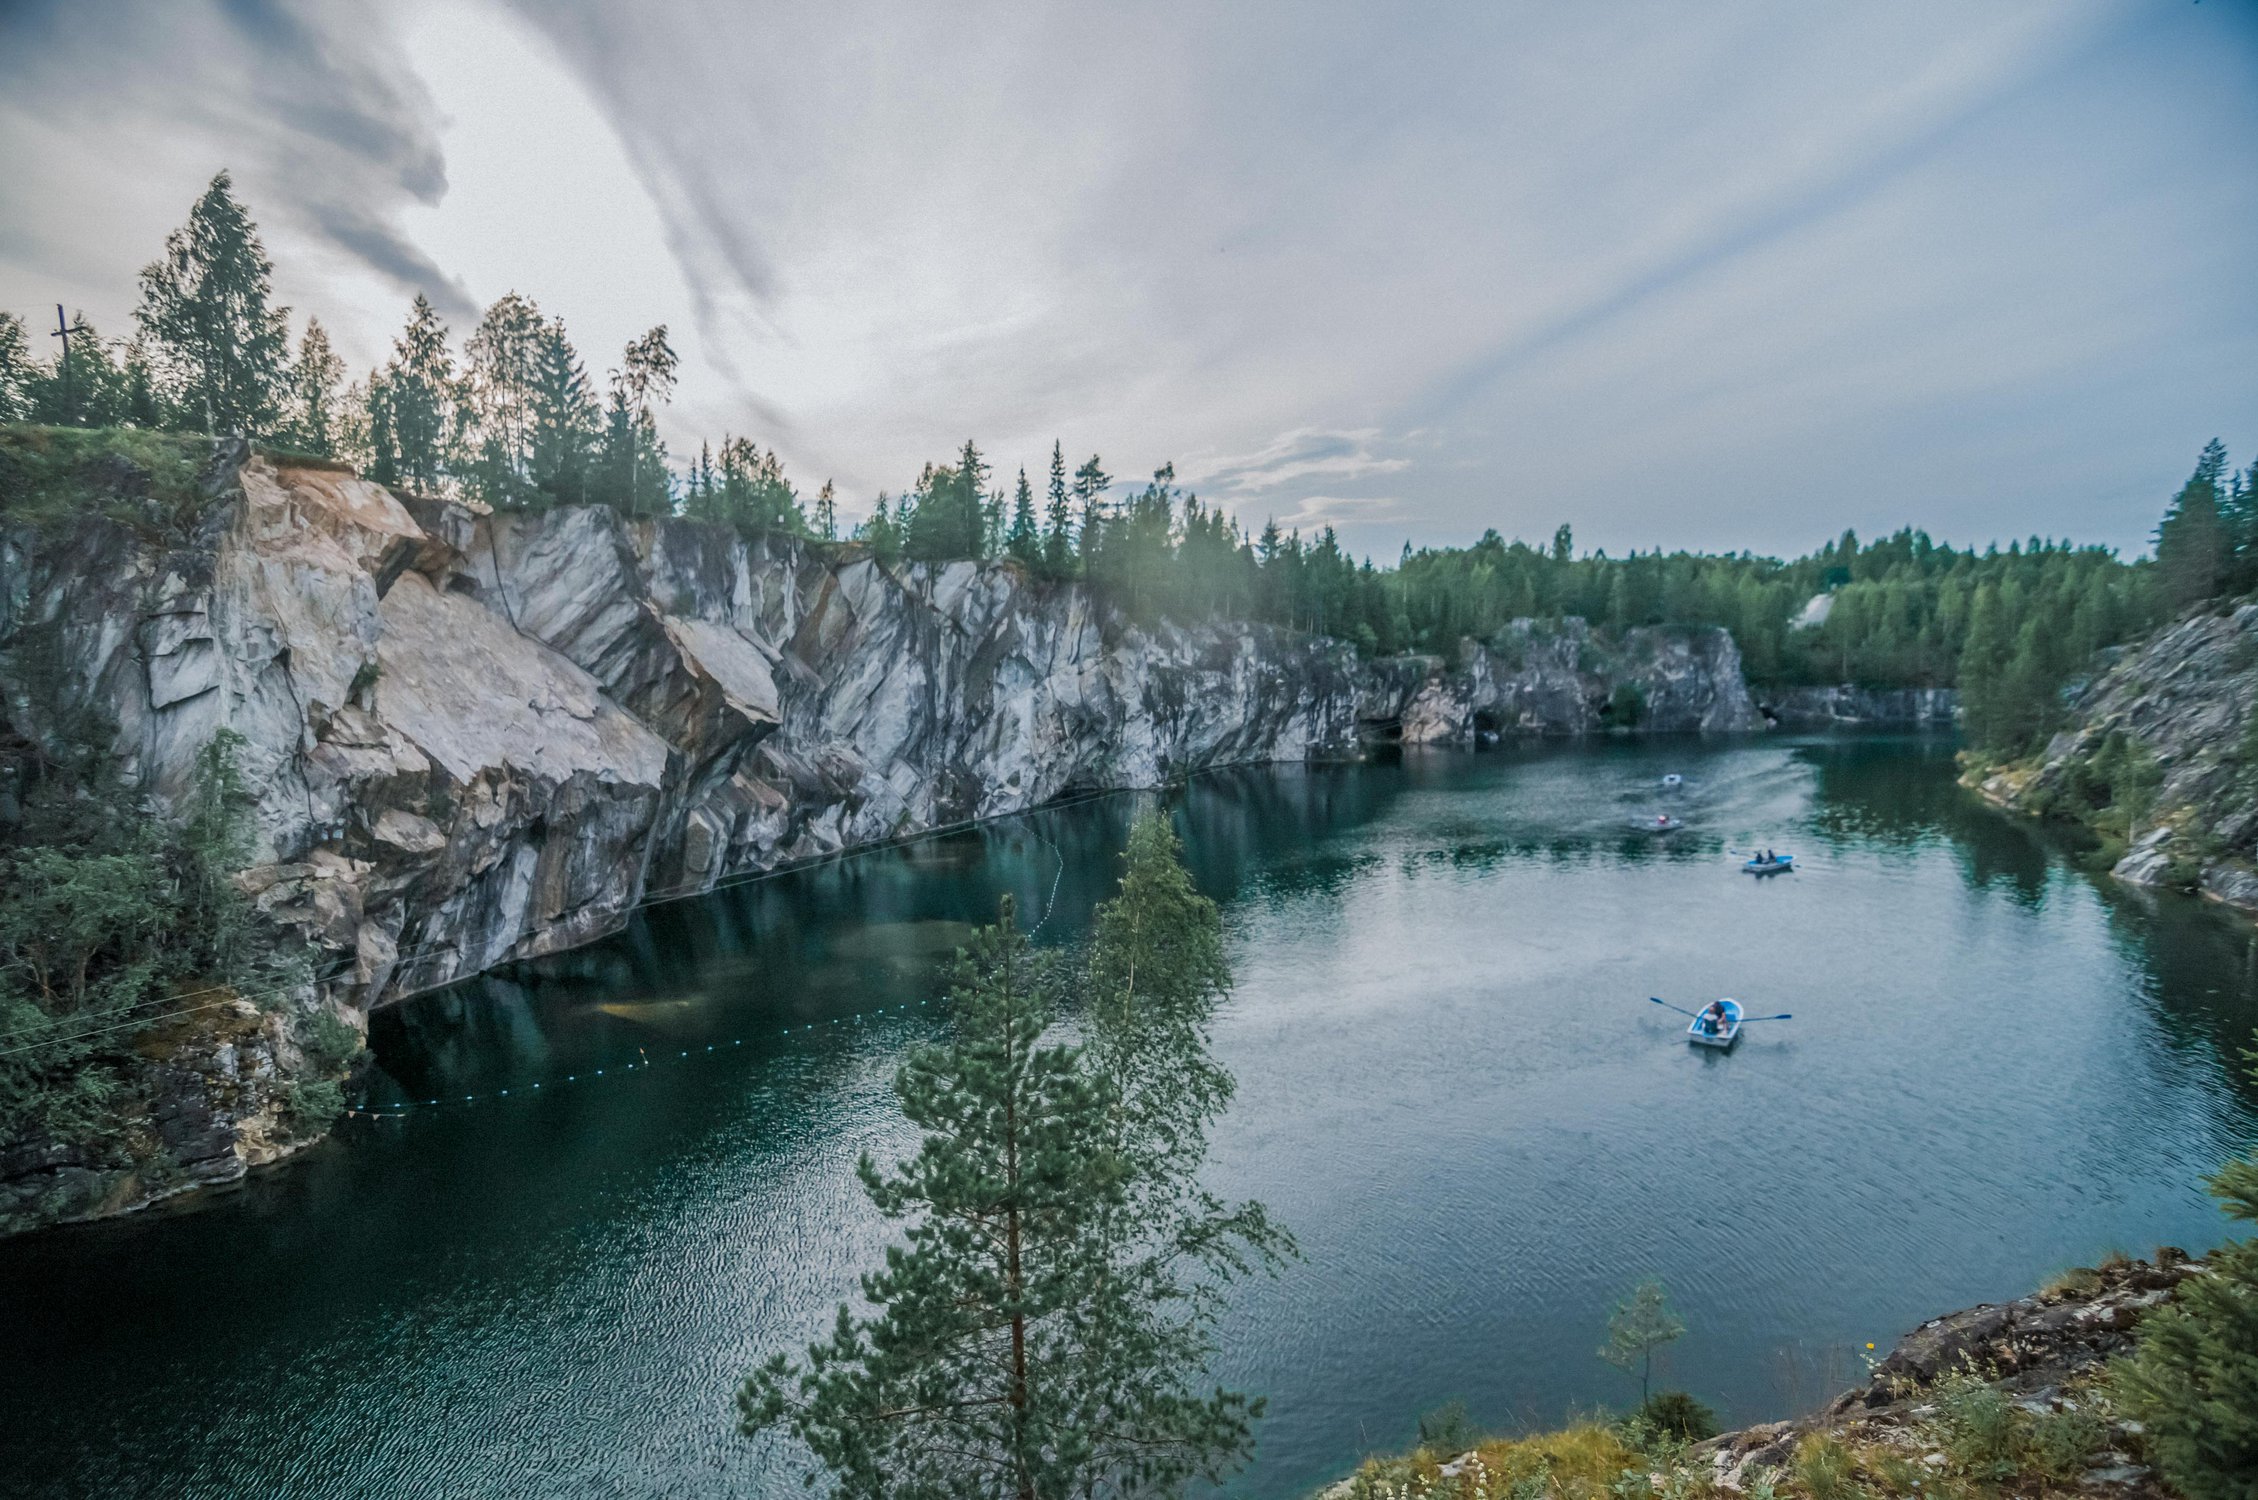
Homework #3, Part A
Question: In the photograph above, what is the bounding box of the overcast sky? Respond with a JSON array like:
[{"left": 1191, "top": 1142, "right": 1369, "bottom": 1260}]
[{"left": 1, "top": 0, "right": 2252, "bottom": 559}]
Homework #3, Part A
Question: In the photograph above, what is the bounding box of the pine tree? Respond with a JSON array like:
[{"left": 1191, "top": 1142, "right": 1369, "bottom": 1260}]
[
  {"left": 742, "top": 832, "right": 1286, "bottom": 1498},
  {"left": 1600, "top": 1279, "right": 1686, "bottom": 1405},
  {"left": 1041, "top": 441, "right": 1075, "bottom": 579},
  {"left": 1006, "top": 466, "right": 1041, "bottom": 568},
  {"left": 905, "top": 443, "right": 989, "bottom": 561},
  {"left": 1073, "top": 454, "right": 1111, "bottom": 576},
  {"left": 813, "top": 480, "right": 839, "bottom": 541},
  {"left": 283, "top": 318, "right": 344, "bottom": 457},
  {"left": 2157, "top": 439, "right": 2231, "bottom": 611},
  {"left": 134, "top": 170, "right": 291, "bottom": 436},
  {"left": 528, "top": 317, "right": 599, "bottom": 508},
  {"left": 740, "top": 897, "right": 1131, "bottom": 1499},
  {"left": 375, "top": 296, "right": 457, "bottom": 492}
]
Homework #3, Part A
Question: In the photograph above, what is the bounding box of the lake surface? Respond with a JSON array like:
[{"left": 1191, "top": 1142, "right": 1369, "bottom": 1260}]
[{"left": 5, "top": 736, "right": 2257, "bottom": 1499}]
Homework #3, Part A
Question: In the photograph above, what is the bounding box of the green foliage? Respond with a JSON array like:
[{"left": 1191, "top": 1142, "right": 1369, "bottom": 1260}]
[
  {"left": 2111, "top": 1052, "right": 2258, "bottom": 1500},
  {"left": 682, "top": 435, "right": 804, "bottom": 532},
  {"left": 1418, "top": 1399, "right": 1485, "bottom": 1456},
  {"left": 1792, "top": 1434, "right": 1860, "bottom": 1500},
  {"left": 0, "top": 425, "right": 209, "bottom": 534},
  {"left": 1634, "top": 1392, "right": 1718, "bottom": 1443},
  {"left": 742, "top": 825, "right": 1287, "bottom": 1498},
  {"left": 1601, "top": 1279, "right": 1687, "bottom": 1404},
  {"left": 1607, "top": 681, "right": 1647, "bottom": 728},
  {"left": 134, "top": 171, "right": 291, "bottom": 437},
  {"left": 279, "top": 318, "right": 344, "bottom": 458},
  {"left": 0, "top": 705, "right": 284, "bottom": 1150}
]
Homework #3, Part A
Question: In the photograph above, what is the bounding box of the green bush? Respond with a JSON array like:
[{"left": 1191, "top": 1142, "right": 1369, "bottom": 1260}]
[
  {"left": 0, "top": 425, "right": 208, "bottom": 533},
  {"left": 1417, "top": 1398, "right": 1483, "bottom": 1456},
  {"left": 1635, "top": 1391, "right": 1718, "bottom": 1442},
  {"left": 2111, "top": 1127, "right": 2258, "bottom": 1500}
]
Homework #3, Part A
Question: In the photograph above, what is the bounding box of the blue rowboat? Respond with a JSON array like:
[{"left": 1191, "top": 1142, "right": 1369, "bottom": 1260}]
[
  {"left": 1688, "top": 998, "right": 1742, "bottom": 1048},
  {"left": 1743, "top": 853, "right": 1794, "bottom": 875}
]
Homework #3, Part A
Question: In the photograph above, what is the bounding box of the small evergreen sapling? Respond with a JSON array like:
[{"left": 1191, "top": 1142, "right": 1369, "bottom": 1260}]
[{"left": 1600, "top": 1278, "right": 1686, "bottom": 1405}]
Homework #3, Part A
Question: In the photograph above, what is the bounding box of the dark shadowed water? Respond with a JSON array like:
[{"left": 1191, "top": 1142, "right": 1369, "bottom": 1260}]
[{"left": 4, "top": 736, "right": 2256, "bottom": 1499}]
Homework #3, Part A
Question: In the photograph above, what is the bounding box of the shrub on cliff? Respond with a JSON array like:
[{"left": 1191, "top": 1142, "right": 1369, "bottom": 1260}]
[
  {"left": 0, "top": 698, "right": 292, "bottom": 1152},
  {"left": 2111, "top": 1075, "right": 2258, "bottom": 1500}
]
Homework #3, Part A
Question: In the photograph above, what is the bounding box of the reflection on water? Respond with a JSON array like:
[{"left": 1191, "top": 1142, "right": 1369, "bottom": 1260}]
[{"left": 2, "top": 735, "right": 2255, "bottom": 1500}]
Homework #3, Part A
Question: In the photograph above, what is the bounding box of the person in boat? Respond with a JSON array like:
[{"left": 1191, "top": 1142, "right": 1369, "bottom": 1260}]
[{"left": 1699, "top": 1000, "right": 1729, "bottom": 1035}]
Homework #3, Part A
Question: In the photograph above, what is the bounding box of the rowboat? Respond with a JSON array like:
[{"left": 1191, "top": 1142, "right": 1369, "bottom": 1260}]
[
  {"left": 1687, "top": 998, "right": 1742, "bottom": 1048},
  {"left": 1743, "top": 853, "right": 1794, "bottom": 875}
]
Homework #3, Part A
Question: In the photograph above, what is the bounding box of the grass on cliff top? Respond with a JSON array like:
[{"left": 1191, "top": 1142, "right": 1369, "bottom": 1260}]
[
  {"left": 0, "top": 423, "right": 210, "bottom": 533},
  {"left": 1328, "top": 1369, "right": 2122, "bottom": 1500}
]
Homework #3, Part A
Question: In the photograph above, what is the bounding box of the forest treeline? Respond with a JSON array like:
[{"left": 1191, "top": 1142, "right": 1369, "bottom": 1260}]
[{"left": 2, "top": 172, "right": 2247, "bottom": 757}]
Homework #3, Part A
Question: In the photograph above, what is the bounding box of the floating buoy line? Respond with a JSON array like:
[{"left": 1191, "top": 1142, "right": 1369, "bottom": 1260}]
[
  {"left": 342, "top": 995, "right": 948, "bottom": 1121},
  {"left": 2, "top": 780, "right": 1130, "bottom": 1066}
]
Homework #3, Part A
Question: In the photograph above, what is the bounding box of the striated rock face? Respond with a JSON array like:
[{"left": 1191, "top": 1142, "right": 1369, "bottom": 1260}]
[
  {"left": 1763, "top": 684, "right": 1960, "bottom": 728},
  {"left": 1396, "top": 618, "right": 1759, "bottom": 745},
  {"left": 3, "top": 449, "right": 1382, "bottom": 1021},
  {"left": 0, "top": 448, "right": 1799, "bottom": 1229},
  {"left": 1989, "top": 602, "right": 2258, "bottom": 918}
]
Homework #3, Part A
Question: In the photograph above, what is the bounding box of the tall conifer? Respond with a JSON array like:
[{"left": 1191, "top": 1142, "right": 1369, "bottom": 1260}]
[{"left": 134, "top": 171, "right": 291, "bottom": 435}]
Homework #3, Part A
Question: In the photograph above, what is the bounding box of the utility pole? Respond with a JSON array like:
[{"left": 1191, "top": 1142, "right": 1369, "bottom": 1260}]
[{"left": 49, "top": 305, "right": 73, "bottom": 422}]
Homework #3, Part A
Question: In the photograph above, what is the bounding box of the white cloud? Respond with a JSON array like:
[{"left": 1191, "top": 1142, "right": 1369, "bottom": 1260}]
[{"left": 3, "top": 0, "right": 2252, "bottom": 556}]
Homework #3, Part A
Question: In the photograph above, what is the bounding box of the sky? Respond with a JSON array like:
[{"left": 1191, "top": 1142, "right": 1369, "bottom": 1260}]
[{"left": 0, "top": 0, "right": 2253, "bottom": 560}]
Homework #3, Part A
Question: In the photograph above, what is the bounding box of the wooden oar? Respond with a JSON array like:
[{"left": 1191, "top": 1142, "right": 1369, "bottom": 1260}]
[{"left": 1651, "top": 998, "right": 1794, "bottom": 1022}]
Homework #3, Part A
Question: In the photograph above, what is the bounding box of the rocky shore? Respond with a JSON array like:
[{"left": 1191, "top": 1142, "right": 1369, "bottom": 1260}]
[{"left": 1971, "top": 600, "right": 2258, "bottom": 921}]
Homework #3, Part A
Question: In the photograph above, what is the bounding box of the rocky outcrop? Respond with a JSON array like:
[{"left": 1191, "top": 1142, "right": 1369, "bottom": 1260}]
[
  {"left": 1699, "top": 1253, "right": 2199, "bottom": 1498},
  {"left": 1763, "top": 685, "right": 1959, "bottom": 728},
  {"left": 3, "top": 448, "right": 1382, "bottom": 1022},
  {"left": 1982, "top": 601, "right": 2258, "bottom": 918},
  {"left": 1320, "top": 1253, "right": 2201, "bottom": 1500},
  {"left": 1396, "top": 618, "right": 1759, "bottom": 745},
  {"left": 0, "top": 996, "right": 325, "bottom": 1234}
]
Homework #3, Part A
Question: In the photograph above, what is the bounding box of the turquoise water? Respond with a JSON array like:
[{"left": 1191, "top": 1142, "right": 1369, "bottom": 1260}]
[{"left": 3, "top": 736, "right": 2254, "bottom": 1498}]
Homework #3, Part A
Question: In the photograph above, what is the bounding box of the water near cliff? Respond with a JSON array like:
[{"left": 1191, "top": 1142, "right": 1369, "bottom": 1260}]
[{"left": 4, "top": 736, "right": 2255, "bottom": 1499}]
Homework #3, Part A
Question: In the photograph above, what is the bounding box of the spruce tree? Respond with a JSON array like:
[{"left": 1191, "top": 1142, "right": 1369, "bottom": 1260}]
[
  {"left": 134, "top": 170, "right": 291, "bottom": 436},
  {"left": 1006, "top": 466, "right": 1041, "bottom": 568},
  {"left": 1074, "top": 454, "right": 1112, "bottom": 576},
  {"left": 528, "top": 316, "right": 599, "bottom": 508},
  {"left": 284, "top": 318, "right": 343, "bottom": 457},
  {"left": 377, "top": 296, "right": 457, "bottom": 492},
  {"left": 1042, "top": 440, "right": 1075, "bottom": 578},
  {"left": 2157, "top": 439, "right": 2231, "bottom": 611},
  {"left": 813, "top": 480, "right": 839, "bottom": 541}
]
